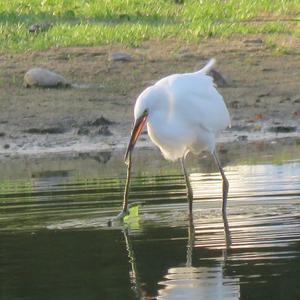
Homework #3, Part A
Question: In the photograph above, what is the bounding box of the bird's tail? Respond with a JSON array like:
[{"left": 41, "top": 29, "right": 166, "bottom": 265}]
[{"left": 197, "top": 58, "right": 216, "bottom": 74}]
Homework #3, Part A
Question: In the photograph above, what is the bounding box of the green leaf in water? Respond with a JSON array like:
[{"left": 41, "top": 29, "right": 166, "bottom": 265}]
[
  {"left": 123, "top": 204, "right": 140, "bottom": 221},
  {"left": 123, "top": 204, "right": 141, "bottom": 229}
]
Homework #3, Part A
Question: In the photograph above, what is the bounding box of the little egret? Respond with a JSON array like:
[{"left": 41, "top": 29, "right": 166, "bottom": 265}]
[{"left": 113, "top": 58, "right": 230, "bottom": 222}]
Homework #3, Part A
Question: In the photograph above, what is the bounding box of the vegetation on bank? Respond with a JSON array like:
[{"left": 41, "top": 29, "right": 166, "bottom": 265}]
[{"left": 0, "top": 0, "right": 299, "bottom": 53}]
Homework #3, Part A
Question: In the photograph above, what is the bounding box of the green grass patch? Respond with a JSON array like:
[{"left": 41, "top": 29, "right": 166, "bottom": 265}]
[{"left": 0, "top": 0, "right": 299, "bottom": 53}]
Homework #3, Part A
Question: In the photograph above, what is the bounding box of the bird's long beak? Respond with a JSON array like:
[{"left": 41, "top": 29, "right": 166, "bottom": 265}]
[{"left": 124, "top": 111, "right": 148, "bottom": 165}]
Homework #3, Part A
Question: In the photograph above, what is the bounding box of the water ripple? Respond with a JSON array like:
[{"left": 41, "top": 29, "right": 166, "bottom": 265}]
[{"left": 1, "top": 159, "right": 300, "bottom": 299}]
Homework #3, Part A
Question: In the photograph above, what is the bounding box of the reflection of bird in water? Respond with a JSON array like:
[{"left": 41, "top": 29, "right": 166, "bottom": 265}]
[
  {"left": 157, "top": 215, "right": 237, "bottom": 300},
  {"left": 123, "top": 215, "right": 234, "bottom": 299},
  {"left": 112, "top": 58, "right": 230, "bottom": 222}
]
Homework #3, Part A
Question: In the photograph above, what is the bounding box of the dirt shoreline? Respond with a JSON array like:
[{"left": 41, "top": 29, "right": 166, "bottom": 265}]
[{"left": 0, "top": 38, "right": 299, "bottom": 158}]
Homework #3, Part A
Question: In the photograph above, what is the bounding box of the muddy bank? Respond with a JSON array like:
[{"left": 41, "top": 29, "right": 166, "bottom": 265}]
[
  {"left": 0, "top": 38, "right": 299, "bottom": 157},
  {"left": 1, "top": 137, "right": 300, "bottom": 180}
]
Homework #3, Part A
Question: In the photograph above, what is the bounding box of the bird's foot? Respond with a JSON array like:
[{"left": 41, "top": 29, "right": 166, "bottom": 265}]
[{"left": 107, "top": 210, "right": 129, "bottom": 227}]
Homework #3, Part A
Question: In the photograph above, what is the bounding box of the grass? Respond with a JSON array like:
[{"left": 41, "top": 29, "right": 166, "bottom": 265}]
[{"left": 0, "top": 0, "right": 299, "bottom": 53}]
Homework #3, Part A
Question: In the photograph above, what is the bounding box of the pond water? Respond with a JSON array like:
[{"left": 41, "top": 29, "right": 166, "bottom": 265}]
[{"left": 1, "top": 146, "right": 300, "bottom": 300}]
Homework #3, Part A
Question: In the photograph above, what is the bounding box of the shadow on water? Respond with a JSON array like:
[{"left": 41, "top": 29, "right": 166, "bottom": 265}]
[{"left": 1, "top": 146, "right": 300, "bottom": 299}]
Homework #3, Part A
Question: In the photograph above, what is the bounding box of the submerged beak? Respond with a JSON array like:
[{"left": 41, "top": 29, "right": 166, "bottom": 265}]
[{"left": 124, "top": 111, "right": 148, "bottom": 164}]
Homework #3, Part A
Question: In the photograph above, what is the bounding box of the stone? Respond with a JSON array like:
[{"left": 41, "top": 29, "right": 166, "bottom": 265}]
[
  {"left": 109, "top": 52, "right": 133, "bottom": 62},
  {"left": 229, "top": 125, "right": 251, "bottom": 131},
  {"left": 229, "top": 100, "right": 239, "bottom": 109},
  {"left": 243, "top": 38, "right": 263, "bottom": 44},
  {"left": 98, "top": 126, "right": 113, "bottom": 136},
  {"left": 94, "top": 151, "right": 112, "bottom": 163},
  {"left": 77, "top": 127, "right": 90, "bottom": 135},
  {"left": 24, "top": 68, "right": 70, "bottom": 88},
  {"left": 89, "top": 116, "right": 115, "bottom": 126},
  {"left": 268, "top": 126, "right": 297, "bottom": 133},
  {"left": 237, "top": 135, "right": 248, "bottom": 141},
  {"left": 24, "top": 127, "right": 67, "bottom": 134},
  {"left": 209, "top": 69, "right": 232, "bottom": 87},
  {"left": 29, "top": 23, "right": 52, "bottom": 33}
]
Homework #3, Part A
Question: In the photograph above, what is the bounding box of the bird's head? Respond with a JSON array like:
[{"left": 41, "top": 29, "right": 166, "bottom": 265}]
[{"left": 124, "top": 86, "right": 163, "bottom": 164}]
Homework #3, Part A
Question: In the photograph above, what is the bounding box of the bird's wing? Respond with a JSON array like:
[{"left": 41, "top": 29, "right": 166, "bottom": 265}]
[{"left": 156, "top": 71, "right": 230, "bottom": 134}]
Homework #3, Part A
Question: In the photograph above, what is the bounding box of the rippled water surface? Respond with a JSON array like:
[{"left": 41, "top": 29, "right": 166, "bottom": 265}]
[{"left": 1, "top": 149, "right": 300, "bottom": 300}]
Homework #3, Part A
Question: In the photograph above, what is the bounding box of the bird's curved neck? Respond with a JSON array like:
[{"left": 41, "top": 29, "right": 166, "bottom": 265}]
[
  {"left": 145, "top": 87, "right": 174, "bottom": 149},
  {"left": 148, "top": 92, "right": 172, "bottom": 124},
  {"left": 147, "top": 99, "right": 176, "bottom": 146}
]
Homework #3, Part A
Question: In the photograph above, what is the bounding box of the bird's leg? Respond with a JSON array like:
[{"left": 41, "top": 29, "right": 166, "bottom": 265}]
[
  {"left": 122, "top": 154, "right": 132, "bottom": 213},
  {"left": 186, "top": 212, "right": 195, "bottom": 267},
  {"left": 108, "top": 153, "right": 132, "bottom": 225},
  {"left": 180, "top": 157, "right": 193, "bottom": 214},
  {"left": 212, "top": 151, "right": 229, "bottom": 216},
  {"left": 222, "top": 212, "right": 232, "bottom": 250}
]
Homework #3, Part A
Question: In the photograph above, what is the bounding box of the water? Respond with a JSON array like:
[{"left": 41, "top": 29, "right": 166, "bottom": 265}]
[{"left": 1, "top": 148, "right": 300, "bottom": 300}]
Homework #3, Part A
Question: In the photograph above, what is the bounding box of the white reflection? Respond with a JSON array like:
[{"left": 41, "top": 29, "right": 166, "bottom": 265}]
[
  {"left": 123, "top": 214, "right": 239, "bottom": 300},
  {"left": 191, "top": 162, "right": 300, "bottom": 199},
  {"left": 157, "top": 265, "right": 239, "bottom": 300},
  {"left": 157, "top": 215, "right": 238, "bottom": 300}
]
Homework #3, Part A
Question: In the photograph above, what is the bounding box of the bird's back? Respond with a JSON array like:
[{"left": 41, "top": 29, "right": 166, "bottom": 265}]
[
  {"left": 146, "top": 60, "right": 230, "bottom": 159},
  {"left": 155, "top": 68, "right": 230, "bottom": 135}
]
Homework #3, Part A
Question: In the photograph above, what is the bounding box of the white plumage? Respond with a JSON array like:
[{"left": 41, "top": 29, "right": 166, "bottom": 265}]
[
  {"left": 110, "top": 58, "right": 231, "bottom": 223},
  {"left": 134, "top": 59, "right": 230, "bottom": 161}
]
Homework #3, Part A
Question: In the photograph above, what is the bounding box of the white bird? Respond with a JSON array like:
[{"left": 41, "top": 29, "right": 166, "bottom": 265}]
[{"left": 113, "top": 59, "right": 230, "bottom": 222}]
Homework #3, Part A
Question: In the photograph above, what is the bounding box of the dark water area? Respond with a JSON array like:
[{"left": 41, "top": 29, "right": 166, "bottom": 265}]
[{"left": 1, "top": 144, "right": 300, "bottom": 300}]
